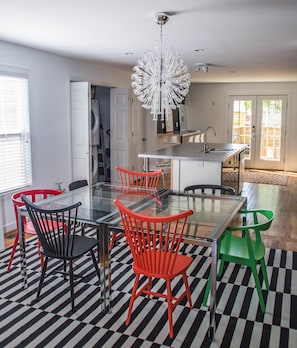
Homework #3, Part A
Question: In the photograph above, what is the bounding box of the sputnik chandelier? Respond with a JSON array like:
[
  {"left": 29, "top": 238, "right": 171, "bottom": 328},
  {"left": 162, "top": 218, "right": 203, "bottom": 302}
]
[{"left": 131, "top": 12, "right": 191, "bottom": 121}]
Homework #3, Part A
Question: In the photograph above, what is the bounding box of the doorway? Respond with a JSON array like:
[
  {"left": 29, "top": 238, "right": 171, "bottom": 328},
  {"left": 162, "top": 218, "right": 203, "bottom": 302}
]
[{"left": 229, "top": 95, "right": 287, "bottom": 170}]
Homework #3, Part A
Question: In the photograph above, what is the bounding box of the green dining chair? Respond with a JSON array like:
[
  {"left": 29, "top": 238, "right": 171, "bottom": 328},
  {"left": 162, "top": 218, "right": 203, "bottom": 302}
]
[{"left": 203, "top": 209, "right": 275, "bottom": 313}]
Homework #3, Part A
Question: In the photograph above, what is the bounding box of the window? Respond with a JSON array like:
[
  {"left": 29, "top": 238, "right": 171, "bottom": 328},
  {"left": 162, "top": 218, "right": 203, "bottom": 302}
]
[{"left": 0, "top": 73, "right": 32, "bottom": 193}]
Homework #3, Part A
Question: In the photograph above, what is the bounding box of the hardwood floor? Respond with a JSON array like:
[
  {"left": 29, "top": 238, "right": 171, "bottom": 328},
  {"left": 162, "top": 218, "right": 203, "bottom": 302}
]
[
  {"left": 241, "top": 174, "right": 297, "bottom": 252},
  {"left": 4, "top": 174, "right": 297, "bottom": 252}
]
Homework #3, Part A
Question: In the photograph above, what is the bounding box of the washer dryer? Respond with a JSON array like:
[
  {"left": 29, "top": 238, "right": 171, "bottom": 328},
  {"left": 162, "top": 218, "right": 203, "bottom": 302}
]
[
  {"left": 91, "top": 145, "right": 98, "bottom": 184},
  {"left": 91, "top": 99, "right": 100, "bottom": 145}
]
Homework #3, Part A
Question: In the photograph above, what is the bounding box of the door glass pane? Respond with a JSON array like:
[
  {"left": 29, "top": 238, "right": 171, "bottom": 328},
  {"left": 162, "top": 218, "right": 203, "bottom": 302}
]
[
  {"left": 232, "top": 99, "right": 252, "bottom": 159},
  {"left": 260, "top": 99, "right": 282, "bottom": 161}
]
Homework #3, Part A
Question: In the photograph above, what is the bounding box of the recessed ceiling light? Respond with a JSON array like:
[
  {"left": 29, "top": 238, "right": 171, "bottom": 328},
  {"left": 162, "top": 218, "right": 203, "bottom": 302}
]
[{"left": 195, "top": 49, "right": 204, "bottom": 52}]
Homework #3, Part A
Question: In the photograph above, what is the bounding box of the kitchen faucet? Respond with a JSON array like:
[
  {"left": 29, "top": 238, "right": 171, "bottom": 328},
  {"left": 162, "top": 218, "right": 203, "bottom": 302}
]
[{"left": 203, "top": 126, "right": 216, "bottom": 152}]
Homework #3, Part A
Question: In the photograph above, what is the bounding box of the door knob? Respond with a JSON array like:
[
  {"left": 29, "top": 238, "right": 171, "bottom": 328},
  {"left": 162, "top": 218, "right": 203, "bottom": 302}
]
[{"left": 252, "top": 125, "right": 256, "bottom": 138}]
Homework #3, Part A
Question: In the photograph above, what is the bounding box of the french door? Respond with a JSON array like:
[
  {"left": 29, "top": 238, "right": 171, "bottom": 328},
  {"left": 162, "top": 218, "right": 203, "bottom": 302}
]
[{"left": 229, "top": 95, "right": 287, "bottom": 170}]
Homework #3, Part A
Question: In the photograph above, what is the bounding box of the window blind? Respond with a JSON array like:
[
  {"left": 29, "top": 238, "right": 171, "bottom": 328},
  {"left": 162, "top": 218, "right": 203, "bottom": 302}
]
[{"left": 0, "top": 74, "right": 32, "bottom": 193}]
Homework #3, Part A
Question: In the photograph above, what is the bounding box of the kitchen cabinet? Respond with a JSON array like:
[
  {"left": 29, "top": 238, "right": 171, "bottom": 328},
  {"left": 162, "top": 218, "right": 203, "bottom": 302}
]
[{"left": 158, "top": 130, "right": 204, "bottom": 144}]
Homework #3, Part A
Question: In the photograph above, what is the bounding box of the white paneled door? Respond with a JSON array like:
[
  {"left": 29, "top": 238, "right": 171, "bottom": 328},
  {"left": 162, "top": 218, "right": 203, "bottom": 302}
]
[
  {"left": 130, "top": 95, "right": 146, "bottom": 172},
  {"left": 70, "top": 82, "right": 91, "bottom": 183},
  {"left": 110, "top": 88, "right": 129, "bottom": 183},
  {"left": 110, "top": 89, "right": 146, "bottom": 183},
  {"left": 229, "top": 95, "right": 287, "bottom": 170}
]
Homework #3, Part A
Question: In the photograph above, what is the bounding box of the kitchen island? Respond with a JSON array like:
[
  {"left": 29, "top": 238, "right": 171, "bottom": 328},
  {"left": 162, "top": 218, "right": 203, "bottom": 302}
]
[{"left": 139, "top": 143, "right": 246, "bottom": 194}]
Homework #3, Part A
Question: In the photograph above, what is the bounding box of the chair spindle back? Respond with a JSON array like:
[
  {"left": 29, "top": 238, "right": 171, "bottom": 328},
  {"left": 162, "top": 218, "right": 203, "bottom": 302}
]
[
  {"left": 115, "top": 166, "right": 163, "bottom": 189},
  {"left": 114, "top": 199, "right": 193, "bottom": 276},
  {"left": 22, "top": 195, "right": 82, "bottom": 258}
]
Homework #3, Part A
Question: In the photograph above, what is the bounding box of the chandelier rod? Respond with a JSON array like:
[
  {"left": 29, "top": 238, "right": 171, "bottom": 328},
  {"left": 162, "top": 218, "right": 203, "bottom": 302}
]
[
  {"left": 159, "top": 18, "right": 164, "bottom": 117},
  {"left": 156, "top": 13, "right": 169, "bottom": 118}
]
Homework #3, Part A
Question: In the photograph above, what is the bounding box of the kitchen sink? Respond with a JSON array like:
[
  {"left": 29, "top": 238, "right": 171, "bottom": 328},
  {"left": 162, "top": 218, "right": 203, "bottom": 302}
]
[
  {"left": 210, "top": 149, "right": 232, "bottom": 155},
  {"left": 201, "top": 148, "right": 233, "bottom": 155}
]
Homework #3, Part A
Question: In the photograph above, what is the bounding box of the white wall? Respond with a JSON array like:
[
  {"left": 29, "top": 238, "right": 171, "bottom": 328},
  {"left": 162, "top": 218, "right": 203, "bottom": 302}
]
[
  {"left": 1, "top": 39, "right": 297, "bottom": 242},
  {"left": 0, "top": 40, "right": 131, "bottom": 237},
  {"left": 186, "top": 82, "right": 297, "bottom": 171}
]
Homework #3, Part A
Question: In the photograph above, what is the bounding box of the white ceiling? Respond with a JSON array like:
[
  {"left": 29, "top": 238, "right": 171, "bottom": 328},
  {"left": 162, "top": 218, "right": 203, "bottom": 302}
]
[{"left": 1, "top": 0, "right": 297, "bottom": 83}]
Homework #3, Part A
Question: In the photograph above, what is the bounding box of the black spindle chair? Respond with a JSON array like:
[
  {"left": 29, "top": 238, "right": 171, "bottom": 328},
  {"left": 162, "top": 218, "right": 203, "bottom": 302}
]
[
  {"left": 22, "top": 195, "right": 100, "bottom": 310},
  {"left": 184, "top": 184, "right": 236, "bottom": 195},
  {"left": 69, "top": 179, "right": 88, "bottom": 191}
]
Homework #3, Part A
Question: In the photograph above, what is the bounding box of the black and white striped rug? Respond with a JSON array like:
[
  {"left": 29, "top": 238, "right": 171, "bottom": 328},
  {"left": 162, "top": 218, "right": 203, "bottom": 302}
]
[{"left": 0, "top": 227, "right": 296, "bottom": 348}]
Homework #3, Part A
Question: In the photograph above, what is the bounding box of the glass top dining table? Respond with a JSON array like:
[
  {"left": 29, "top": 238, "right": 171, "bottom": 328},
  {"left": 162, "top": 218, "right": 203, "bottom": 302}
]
[{"left": 18, "top": 182, "right": 247, "bottom": 340}]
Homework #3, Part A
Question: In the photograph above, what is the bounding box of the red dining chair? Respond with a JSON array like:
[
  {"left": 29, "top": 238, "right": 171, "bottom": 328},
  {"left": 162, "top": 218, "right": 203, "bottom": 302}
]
[
  {"left": 110, "top": 166, "right": 163, "bottom": 248},
  {"left": 114, "top": 199, "right": 193, "bottom": 339},
  {"left": 8, "top": 188, "right": 63, "bottom": 271},
  {"left": 115, "top": 166, "right": 163, "bottom": 189}
]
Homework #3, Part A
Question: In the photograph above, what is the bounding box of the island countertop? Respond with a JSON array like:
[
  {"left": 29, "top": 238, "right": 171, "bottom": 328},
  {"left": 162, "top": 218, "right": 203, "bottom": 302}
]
[{"left": 138, "top": 143, "right": 246, "bottom": 163}]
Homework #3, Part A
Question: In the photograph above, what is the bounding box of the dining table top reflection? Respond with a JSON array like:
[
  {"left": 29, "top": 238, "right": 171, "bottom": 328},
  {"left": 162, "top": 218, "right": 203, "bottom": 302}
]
[{"left": 107, "top": 186, "right": 247, "bottom": 243}]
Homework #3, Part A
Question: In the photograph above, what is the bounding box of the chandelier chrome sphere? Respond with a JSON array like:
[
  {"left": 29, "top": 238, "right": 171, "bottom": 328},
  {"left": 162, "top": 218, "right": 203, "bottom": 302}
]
[{"left": 131, "top": 13, "right": 191, "bottom": 121}]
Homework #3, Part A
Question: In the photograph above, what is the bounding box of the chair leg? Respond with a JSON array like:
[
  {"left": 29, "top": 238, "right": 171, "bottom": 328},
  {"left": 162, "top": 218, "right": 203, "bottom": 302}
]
[
  {"left": 63, "top": 260, "right": 67, "bottom": 280},
  {"left": 8, "top": 232, "right": 44, "bottom": 272},
  {"left": 203, "top": 274, "right": 211, "bottom": 306},
  {"left": 90, "top": 249, "right": 101, "bottom": 282},
  {"left": 109, "top": 231, "right": 124, "bottom": 249},
  {"left": 182, "top": 272, "right": 193, "bottom": 308},
  {"left": 217, "top": 259, "right": 225, "bottom": 278},
  {"left": 7, "top": 232, "right": 19, "bottom": 271},
  {"left": 166, "top": 279, "right": 174, "bottom": 339},
  {"left": 260, "top": 258, "right": 269, "bottom": 290},
  {"left": 109, "top": 232, "right": 116, "bottom": 249},
  {"left": 69, "top": 260, "right": 75, "bottom": 310},
  {"left": 250, "top": 263, "right": 266, "bottom": 313},
  {"left": 146, "top": 277, "right": 152, "bottom": 298},
  {"left": 37, "top": 241, "right": 44, "bottom": 267},
  {"left": 126, "top": 274, "right": 140, "bottom": 326},
  {"left": 37, "top": 257, "right": 48, "bottom": 299}
]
